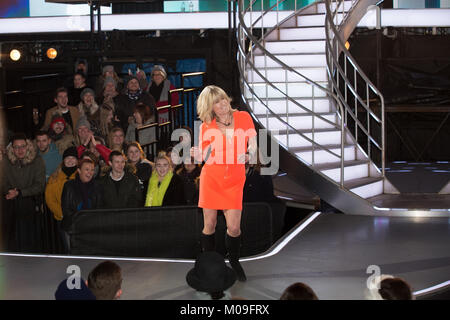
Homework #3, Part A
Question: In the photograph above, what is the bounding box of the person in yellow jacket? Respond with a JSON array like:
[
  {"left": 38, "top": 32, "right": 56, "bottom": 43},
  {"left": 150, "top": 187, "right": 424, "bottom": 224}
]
[{"left": 45, "top": 146, "right": 78, "bottom": 221}]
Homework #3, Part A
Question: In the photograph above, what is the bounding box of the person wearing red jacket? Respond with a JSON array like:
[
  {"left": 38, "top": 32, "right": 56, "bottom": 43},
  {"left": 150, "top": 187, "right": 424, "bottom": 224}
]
[{"left": 77, "top": 134, "right": 112, "bottom": 165}]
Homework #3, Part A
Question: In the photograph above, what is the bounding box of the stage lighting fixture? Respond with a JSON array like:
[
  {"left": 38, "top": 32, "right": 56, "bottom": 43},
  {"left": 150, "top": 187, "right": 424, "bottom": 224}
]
[
  {"left": 345, "top": 41, "right": 350, "bottom": 50},
  {"left": 10, "top": 49, "right": 21, "bottom": 61},
  {"left": 46, "top": 48, "right": 58, "bottom": 60}
]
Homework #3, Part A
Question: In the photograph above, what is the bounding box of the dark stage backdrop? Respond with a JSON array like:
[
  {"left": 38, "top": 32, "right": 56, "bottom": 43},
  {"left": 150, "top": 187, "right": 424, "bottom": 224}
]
[
  {"left": 69, "top": 203, "right": 279, "bottom": 258},
  {"left": 348, "top": 30, "right": 450, "bottom": 161}
]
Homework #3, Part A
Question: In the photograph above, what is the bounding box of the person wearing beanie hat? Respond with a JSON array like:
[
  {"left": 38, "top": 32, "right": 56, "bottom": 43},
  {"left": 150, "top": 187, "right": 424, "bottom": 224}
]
[
  {"left": 146, "top": 64, "right": 179, "bottom": 124},
  {"left": 78, "top": 88, "right": 101, "bottom": 138},
  {"left": 76, "top": 116, "right": 91, "bottom": 132},
  {"left": 50, "top": 115, "right": 66, "bottom": 133},
  {"left": 95, "top": 65, "right": 123, "bottom": 100},
  {"left": 80, "top": 87, "right": 95, "bottom": 101},
  {"left": 48, "top": 114, "right": 75, "bottom": 155},
  {"left": 45, "top": 146, "right": 79, "bottom": 252},
  {"left": 63, "top": 146, "right": 78, "bottom": 160},
  {"left": 103, "top": 76, "right": 117, "bottom": 89},
  {"left": 55, "top": 278, "right": 96, "bottom": 300},
  {"left": 103, "top": 65, "right": 115, "bottom": 76},
  {"left": 115, "top": 75, "right": 156, "bottom": 133}
]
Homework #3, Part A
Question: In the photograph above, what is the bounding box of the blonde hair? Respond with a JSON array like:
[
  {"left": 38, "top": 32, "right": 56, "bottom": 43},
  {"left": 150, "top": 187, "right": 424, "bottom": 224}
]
[
  {"left": 154, "top": 154, "right": 173, "bottom": 171},
  {"left": 196, "top": 85, "right": 234, "bottom": 124}
]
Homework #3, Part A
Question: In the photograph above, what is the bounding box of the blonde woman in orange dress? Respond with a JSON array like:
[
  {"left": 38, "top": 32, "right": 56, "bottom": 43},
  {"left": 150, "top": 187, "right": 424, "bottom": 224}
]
[{"left": 191, "top": 85, "right": 257, "bottom": 282}]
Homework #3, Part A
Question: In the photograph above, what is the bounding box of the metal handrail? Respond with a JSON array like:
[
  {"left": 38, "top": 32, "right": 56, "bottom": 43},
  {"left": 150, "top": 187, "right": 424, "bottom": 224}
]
[
  {"left": 239, "top": 53, "right": 342, "bottom": 160},
  {"left": 324, "top": 0, "right": 385, "bottom": 177},
  {"left": 238, "top": 0, "right": 347, "bottom": 187}
]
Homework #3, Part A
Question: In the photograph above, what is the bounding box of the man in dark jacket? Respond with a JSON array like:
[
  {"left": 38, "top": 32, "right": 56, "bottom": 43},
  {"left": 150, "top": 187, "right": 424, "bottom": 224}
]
[
  {"left": 100, "top": 150, "right": 142, "bottom": 208},
  {"left": 61, "top": 158, "right": 103, "bottom": 234},
  {"left": 115, "top": 76, "right": 156, "bottom": 133},
  {"left": 2, "top": 133, "right": 46, "bottom": 252}
]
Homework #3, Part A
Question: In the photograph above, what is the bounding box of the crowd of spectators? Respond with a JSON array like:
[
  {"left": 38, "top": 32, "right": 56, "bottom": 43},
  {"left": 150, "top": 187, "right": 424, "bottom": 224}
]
[{"left": 1, "top": 62, "right": 281, "bottom": 255}]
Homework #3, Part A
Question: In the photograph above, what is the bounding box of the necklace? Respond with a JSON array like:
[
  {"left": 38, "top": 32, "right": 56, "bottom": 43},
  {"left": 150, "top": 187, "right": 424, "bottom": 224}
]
[{"left": 216, "top": 113, "right": 232, "bottom": 126}]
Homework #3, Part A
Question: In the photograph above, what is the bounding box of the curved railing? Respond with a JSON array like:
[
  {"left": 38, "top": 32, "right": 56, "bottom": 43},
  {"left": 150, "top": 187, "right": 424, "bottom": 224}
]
[
  {"left": 237, "top": 0, "right": 347, "bottom": 187},
  {"left": 324, "top": 0, "right": 385, "bottom": 177}
]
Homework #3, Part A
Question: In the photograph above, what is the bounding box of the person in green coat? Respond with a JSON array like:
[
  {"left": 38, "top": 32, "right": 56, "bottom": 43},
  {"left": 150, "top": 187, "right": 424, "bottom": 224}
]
[{"left": 2, "top": 133, "right": 46, "bottom": 253}]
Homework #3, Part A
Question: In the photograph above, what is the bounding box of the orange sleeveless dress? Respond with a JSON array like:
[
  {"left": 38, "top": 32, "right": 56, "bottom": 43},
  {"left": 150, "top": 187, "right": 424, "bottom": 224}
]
[{"left": 198, "top": 111, "right": 256, "bottom": 210}]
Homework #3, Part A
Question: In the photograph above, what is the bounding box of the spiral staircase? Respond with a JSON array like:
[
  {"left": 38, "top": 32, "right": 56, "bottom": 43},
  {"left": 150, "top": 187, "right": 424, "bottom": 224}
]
[{"left": 237, "top": 0, "right": 450, "bottom": 216}]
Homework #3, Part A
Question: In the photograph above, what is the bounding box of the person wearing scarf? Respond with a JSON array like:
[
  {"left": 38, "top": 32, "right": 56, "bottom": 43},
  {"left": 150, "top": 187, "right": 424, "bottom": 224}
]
[
  {"left": 45, "top": 146, "right": 79, "bottom": 253},
  {"left": 145, "top": 65, "right": 179, "bottom": 124},
  {"left": 115, "top": 76, "right": 156, "bottom": 133},
  {"left": 45, "top": 146, "right": 79, "bottom": 221},
  {"left": 145, "top": 154, "right": 186, "bottom": 207}
]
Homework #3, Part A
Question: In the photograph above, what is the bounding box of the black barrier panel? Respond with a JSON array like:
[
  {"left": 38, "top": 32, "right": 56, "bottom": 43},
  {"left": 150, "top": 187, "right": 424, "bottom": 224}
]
[{"left": 69, "top": 203, "right": 274, "bottom": 259}]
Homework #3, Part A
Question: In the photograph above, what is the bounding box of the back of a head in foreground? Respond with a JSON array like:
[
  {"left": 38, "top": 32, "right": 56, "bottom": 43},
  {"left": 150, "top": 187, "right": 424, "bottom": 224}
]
[
  {"left": 379, "top": 278, "right": 413, "bottom": 300},
  {"left": 55, "top": 278, "right": 96, "bottom": 300},
  {"left": 280, "top": 282, "right": 319, "bottom": 300},
  {"left": 87, "top": 261, "right": 123, "bottom": 300},
  {"left": 365, "top": 275, "right": 413, "bottom": 300}
]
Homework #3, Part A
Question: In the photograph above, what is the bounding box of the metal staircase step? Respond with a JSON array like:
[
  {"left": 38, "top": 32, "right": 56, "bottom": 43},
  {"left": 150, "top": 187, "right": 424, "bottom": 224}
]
[
  {"left": 258, "top": 40, "right": 325, "bottom": 55},
  {"left": 319, "top": 160, "right": 371, "bottom": 183},
  {"left": 314, "top": 159, "right": 368, "bottom": 171},
  {"left": 290, "top": 143, "right": 357, "bottom": 164},
  {"left": 296, "top": 13, "right": 344, "bottom": 27},
  {"left": 245, "top": 82, "right": 328, "bottom": 98},
  {"left": 273, "top": 129, "right": 343, "bottom": 150},
  {"left": 248, "top": 67, "right": 328, "bottom": 83},
  {"left": 265, "top": 26, "right": 326, "bottom": 41},
  {"left": 247, "top": 97, "right": 332, "bottom": 114},
  {"left": 289, "top": 143, "right": 353, "bottom": 153},
  {"left": 274, "top": 127, "right": 339, "bottom": 135},
  {"left": 344, "top": 176, "right": 383, "bottom": 190},
  {"left": 259, "top": 111, "right": 336, "bottom": 118},
  {"left": 253, "top": 53, "right": 327, "bottom": 68},
  {"left": 258, "top": 113, "right": 338, "bottom": 130}
]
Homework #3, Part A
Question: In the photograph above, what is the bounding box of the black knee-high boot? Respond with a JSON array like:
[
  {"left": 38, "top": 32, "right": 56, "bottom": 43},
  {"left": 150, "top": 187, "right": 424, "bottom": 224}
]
[
  {"left": 200, "top": 233, "right": 215, "bottom": 252},
  {"left": 226, "top": 234, "right": 247, "bottom": 282}
]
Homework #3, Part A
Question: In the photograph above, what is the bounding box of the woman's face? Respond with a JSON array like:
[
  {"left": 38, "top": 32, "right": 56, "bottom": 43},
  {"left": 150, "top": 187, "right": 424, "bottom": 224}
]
[
  {"left": 127, "top": 146, "right": 141, "bottom": 164},
  {"left": 155, "top": 158, "right": 170, "bottom": 178},
  {"left": 104, "top": 71, "right": 114, "bottom": 78},
  {"left": 212, "top": 98, "right": 230, "bottom": 118},
  {"left": 152, "top": 72, "right": 164, "bottom": 86},
  {"left": 74, "top": 74, "right": 85, "bottom": 88},
  {"left": 64, "top": 156, "right": 78, "bottom": 168},
  {"left": 104, "top": 83, "right": 117, "bottom": 96},
  {"left": 82, "top": 92, "right": 94, "bottom": 106},
  {"left": 112, "top": 130, "right": 124, "bottom": 146},
  {"left": 78, "top": 162, "right": 95, "bottom": 183}
]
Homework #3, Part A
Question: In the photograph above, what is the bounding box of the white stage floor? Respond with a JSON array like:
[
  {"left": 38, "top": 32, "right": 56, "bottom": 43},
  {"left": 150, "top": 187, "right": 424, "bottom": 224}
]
[{"left": 0, "top": 212, "right": 449, "bottom": 300}]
